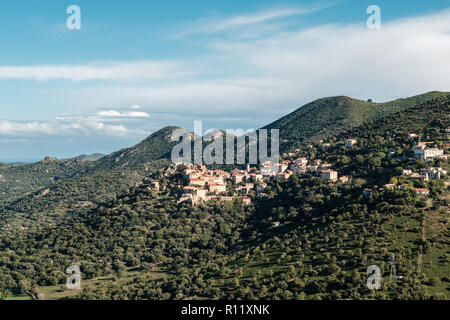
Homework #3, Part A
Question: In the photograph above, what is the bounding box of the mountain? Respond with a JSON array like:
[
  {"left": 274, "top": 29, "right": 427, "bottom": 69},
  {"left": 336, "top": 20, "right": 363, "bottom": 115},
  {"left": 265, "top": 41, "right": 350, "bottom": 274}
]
[
  {"left": 263, "top": 91, "right": 449, "bottom": 151},
  {"left": 5, "top": 162, "right": 28, "bottom": 168},
  {"left": 92, "top": 126, "right": 182, "bottom": 171},
  {"left": 0, "top": 94, "right": 448, "bottom": 300},
  {"left": 68, "top": 153, "right": 106, "bottom": 162}
]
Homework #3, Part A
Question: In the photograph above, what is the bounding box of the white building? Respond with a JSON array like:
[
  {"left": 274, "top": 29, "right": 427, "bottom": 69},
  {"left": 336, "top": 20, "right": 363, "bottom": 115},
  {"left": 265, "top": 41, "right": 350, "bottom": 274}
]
[
  {"left": 345, "top": 139, "right": 357, "bottom": 148},
  {"left": 421, "top": 167, "right": 447, "bottom": 180},
  {"left": 294, "top": 157, "right": 308, "bottom": 166},
  {"left": 414, "top": 147, "right": 444, "bottom": 160},
  {"left": 321, "top": 169, "right": 338, "bottom": 181}
]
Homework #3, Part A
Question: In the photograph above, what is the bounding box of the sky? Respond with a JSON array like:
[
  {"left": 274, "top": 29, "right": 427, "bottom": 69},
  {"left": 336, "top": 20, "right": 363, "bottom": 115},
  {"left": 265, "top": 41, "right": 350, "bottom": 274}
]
[{"left": 0, "top": 0, "right": 449, "bottom": 162}]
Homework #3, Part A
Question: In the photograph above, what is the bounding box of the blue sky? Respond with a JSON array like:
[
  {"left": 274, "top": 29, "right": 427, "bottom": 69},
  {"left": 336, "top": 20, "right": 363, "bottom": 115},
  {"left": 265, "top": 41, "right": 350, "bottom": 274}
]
[{"left": 0, "top": 0, "right": 449, "bottom": 161}]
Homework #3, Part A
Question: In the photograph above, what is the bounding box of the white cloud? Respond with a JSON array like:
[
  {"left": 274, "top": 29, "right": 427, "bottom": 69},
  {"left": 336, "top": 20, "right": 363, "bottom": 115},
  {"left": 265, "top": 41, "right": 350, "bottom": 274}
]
[
  {"left": 97, "top": 110, "right": 150, "bottom": 117},
  {"left": 0, "top": 117, "right": 128, "bottom": 138},
  {"left": 126, "top": 111, "right": 149, "bottom": 117},
  {"left": 175, "top": 6, "right": 326, "bottom": 37},
  {"left": 104, "top": 9, "right": 450, "bottom": 116},
  {"left": 0, "top": 60, "right": 192, "bottom": 81},
  {"left": 97, "top": 110, "right": 122, "bottom": 117}
]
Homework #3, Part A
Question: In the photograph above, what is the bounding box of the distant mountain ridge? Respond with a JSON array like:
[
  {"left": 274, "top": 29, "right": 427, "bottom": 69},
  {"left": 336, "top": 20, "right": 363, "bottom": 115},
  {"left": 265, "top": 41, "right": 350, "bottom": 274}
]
[{"left": 66, "top": 153, "right": 106, "bottom": 162}]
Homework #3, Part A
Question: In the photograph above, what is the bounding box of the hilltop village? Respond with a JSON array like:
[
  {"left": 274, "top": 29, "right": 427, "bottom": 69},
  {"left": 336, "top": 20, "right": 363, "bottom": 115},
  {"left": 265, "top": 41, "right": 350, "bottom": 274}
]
[{"left": 144, "top": 135, "right": 448, "bottom": 207}]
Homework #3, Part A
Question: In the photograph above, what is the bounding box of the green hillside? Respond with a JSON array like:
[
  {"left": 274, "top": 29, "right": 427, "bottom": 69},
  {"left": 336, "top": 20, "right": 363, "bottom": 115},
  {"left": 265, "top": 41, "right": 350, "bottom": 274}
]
[
  {"left": 0, "top": 95, "right": 448, "bottom": 300},
  {"left": 0, "top": 127, "right": 182, "bottom": 229},
  {"left": 93, "top": 126, "right": 182, "bottom": 170},
  {"left": 264, "top": 91, "right": 449, "bottom": 151},
  {"left": 0, "top": 126, "right": 182, "bottom": 207},
  {"left": 0, "top": 160, "right": 170, "bottom": 230},
  {"left": 0, "top": 158, "right": 95, "bottom": 204}
]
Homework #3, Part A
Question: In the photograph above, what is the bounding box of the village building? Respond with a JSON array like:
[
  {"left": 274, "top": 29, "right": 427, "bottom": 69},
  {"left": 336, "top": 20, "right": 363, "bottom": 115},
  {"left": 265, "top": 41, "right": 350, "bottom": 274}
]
[
  {"left": 422, "top": 148, "right": 444, "bottom": 160},
  {"left": 271, "top": 163, "right": 288, "bottom": 173},
  {"left": 292, "top": 166, "right": 308, "bottom": 175},
  {"left": 415, "top": 188, "right": 430, "bottom": 196},
  {"left": 413, "top": 142, "right": 433, "bottom": 151},
  {"left": 256, "top": 182, "right": 267, "bottom": 193},
  {"left": 257, "top": 193, "right": 269, "bottom": 198},
  {"left": 260, "top": 162, "right": 276, "bottom": 176},
  {"left": 189, "top": 178, "right": 206, "bottom": 187},
  {"left": 338, "top": 176, "right": 349, "bottom": 184},
  {"left": 345, "top": 139, "right": 357, "bottom": 148},
  {"left": 406, "top": 173, "right": 422, "bottom": 180},
  {"left": 149, "top": 181, "right": 160, "bottom": 190},
  {"left": 204, "top": 175, "right": 224, "bottom": 185},
  {"left": 178, "top": 194, "right": 192, "bottom": 204},
  {"left": 209, "top": 184, "right": 227, "bottom": 194},
  {"left": 421, "top": 167, "right": 447, "bottom": 180},
  {"left": 231, "top": 172, "right": 245, "bottom": 184},
  {"left": 215, "top": 170, "right": 231, "bottom": 179},
  {"left": 276, "top": 171, "right": 292, "bottom": 181},
  {"left": 250, "top": 173, "right": 264, "bottom": 182},
  {"left": 242, "top": 197, "right": 252, "bottom": 205},
  {"left": 206, "top": 195, "right": 218, "bottom": 202},
  {"left": 178, "top": 194, "right": 203, "bottom": 205},
  {"left": 321, "top": 169, "right": 338, "bottom": 181},
  {"left": 237, "top": 183, "right": 254, "bottom": 195},
  {"left": 402, "top": 169, "right": 413, "bottom": 175},
  {"left": 321, "top": 143, "right": 331, "bottom": 150},
  {"left": 272, "top": 221, "right": 283, "bottom": 227},
  {"left": 193, "top": 164, "right": 207, "bottom": 172},
  {"left": 294, "top": 157, "right": 308, "bottom": 166},
  {"left": 363, "top": 189, "right": 373, "bottom": 196},
  {"left": 194, "top": 188, "right": 207, "bottom": 199},
  {"left": 182, "top": 186, "right": 196, "bottom": 194}
]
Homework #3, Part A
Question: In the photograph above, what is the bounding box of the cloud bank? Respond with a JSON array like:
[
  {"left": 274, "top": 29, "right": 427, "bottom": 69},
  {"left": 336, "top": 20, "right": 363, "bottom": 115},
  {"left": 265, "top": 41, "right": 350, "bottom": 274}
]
[
  {"left": 0, "top": 106, "right": 151, "bottom": 138},
  {"left": 0, "top": 61, "right": 191, "bottom": 81}
]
